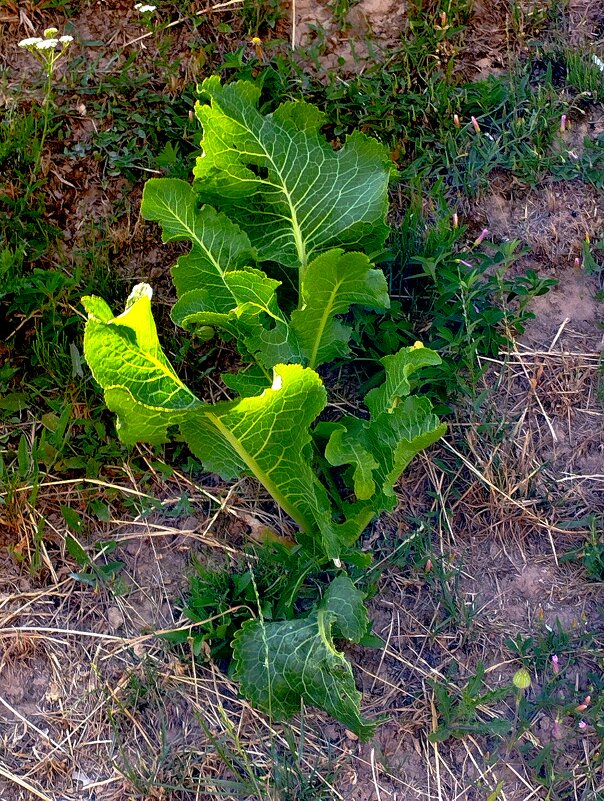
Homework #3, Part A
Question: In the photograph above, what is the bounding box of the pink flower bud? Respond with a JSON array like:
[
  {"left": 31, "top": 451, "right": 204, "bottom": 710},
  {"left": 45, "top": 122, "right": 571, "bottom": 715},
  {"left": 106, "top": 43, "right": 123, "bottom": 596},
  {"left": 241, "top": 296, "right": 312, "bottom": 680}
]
[
  {"left": 574, "top": 257, "right": 581, "bottom": 269},
  {"left": 578, "top": 720, "right": 587, "bottom": 730},
  {"left": 473, "top": 228, "right": 489, "bottom": 246},
  {"left": 551, "top": 654, "right": 560, "bottom": 673},
  {"left": 560, "top": 114, "right": 567, "bottom": 133},
  {"left": 453, "top": 114, "right": 460, "bottom": 128},
  {"left": 471, "top": 116, "right": 481, "bottom": 134}
]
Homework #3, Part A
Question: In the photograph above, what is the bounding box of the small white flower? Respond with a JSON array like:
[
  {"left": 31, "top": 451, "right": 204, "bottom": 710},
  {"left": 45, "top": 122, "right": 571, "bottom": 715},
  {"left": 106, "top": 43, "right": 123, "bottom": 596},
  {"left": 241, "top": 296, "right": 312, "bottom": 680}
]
[
  {"left": 44, "top": 27, "right": 59, "bottom": 38},
  {"left": 18, "top": 37, "right": 43, "bottom": 48},
  {"left": 135, "top": 3, "right": 157, "bottom": 11},
  {"left": 35, "top": 39, "right": 59, "bottom": 49},
  {"left": 59, "top": 35, "right": 74, "bottom": 44},
  {"left": 592, "top": 54, "right": 604, "bottom": 73}
]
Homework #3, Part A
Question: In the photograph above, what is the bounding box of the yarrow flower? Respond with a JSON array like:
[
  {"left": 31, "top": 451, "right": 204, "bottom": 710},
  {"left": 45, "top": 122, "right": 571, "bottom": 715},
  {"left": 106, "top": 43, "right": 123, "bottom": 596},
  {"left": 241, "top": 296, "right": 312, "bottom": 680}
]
[
  {"left": 18, "top": 31, "right": 73, "bottom": 53},
  {"left": 592, "top": 54, "right": 604, "bottom": 73},
  {"left": 36, "top": 39, "right": 60, "bottom": 49},
  {"left": 15, "top": 25, "right": 75, "bottom": 182},
  {"left": 18, "top": 37, "right": 43, "bottom": 48}
]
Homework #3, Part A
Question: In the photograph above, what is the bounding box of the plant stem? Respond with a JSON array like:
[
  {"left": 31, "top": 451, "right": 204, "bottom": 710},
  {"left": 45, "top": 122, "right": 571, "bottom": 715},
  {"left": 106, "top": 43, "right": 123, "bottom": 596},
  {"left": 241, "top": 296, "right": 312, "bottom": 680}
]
[
  {"left": 38, "top": 65, "right": 54, "bottom": 173},
  {"left": 26, "top": 61, "right": 54, "bottom": 201}
]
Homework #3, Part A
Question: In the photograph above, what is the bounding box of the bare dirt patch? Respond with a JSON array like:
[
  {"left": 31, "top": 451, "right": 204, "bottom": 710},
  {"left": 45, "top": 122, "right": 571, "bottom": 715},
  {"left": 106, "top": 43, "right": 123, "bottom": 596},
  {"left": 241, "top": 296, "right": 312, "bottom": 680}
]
[
  {"left": 568, "top": 0, "right": 604, "bottom": 46},
  {"left": 294, "top": 0, "right": 408, "bottom": 69}
]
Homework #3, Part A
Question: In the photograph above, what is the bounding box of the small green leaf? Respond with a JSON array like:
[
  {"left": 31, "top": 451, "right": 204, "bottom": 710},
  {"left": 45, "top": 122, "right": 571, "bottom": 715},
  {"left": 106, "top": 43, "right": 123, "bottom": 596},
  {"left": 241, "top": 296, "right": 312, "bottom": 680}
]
[
  {"left": 61, "top": 505, "right": 84, "bottom": 533},
  {"left": 17, "top": 434, "right": 30, "bottom": 477},
  {"left": 70, "top": 343, "right": 84, "bottom": 378},
  {"left": 365, "top": 343, "right": 443, "bottom": 418},
  {"left": 89, "top": 500, "right": 111, "bottom": 522},
  {"left": 325, "top": 420, "right": 379, "bottom": 500},
  {"left": 95, "top": 560, "right": 125, "bottom": 579},
  {"left": 95, "top": 538, "right": 118, "bottom": 553},
  {"left": 70, "top": 571, "right": 98, "bottom": 586},
  {"left": 65, "top": 533, "right": 89, "bottom": 566},
  {"left": 0, "top": 393, "right": 29, "bottom": 412},
  {"left": 41, "top": 412, "right": 60, "bottom": 432}
]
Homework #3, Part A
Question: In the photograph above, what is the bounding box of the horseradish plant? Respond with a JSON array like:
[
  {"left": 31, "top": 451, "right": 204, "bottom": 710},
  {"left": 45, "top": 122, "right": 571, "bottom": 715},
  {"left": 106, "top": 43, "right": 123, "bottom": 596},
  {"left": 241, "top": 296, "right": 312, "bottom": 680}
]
[{"left": 83, "top": 77, "right": 446, "bottom": 738}]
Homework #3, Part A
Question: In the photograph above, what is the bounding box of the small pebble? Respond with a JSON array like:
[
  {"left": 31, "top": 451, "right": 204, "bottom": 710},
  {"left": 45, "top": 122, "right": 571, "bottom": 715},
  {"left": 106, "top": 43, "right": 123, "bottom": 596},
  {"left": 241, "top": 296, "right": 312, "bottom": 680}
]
[{"left": 107, "top": 606, "right": 125, "bottom": 630}]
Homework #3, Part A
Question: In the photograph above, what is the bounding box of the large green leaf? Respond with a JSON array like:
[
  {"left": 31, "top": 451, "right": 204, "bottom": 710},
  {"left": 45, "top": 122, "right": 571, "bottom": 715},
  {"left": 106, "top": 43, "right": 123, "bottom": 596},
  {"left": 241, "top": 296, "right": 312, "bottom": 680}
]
[
  {"left": 83, "top": 286, "right": 341, "bottom": 558},
  {"left": 140, "top": 177, "right": 256, "bottom": 300},
  {"left": 181, "top": 364, "right": 339, "bottom": 559},
  {"left": 326, "top": 346, "right": 447, "bottom": 540},
  {"left": 365, "top": 343, "right": 442, "bottom": 417},
  {"left": 193, "top": 76, "right": 392, "bottom": 270},
  {"left": 233, "top": 575, "right": 378, "bottom": 739},
  {"left": 82, "top": 284, "right": 201, "bottom": 445},
  {"left": 290, "top": 249, "right": 389, "bottom": 368}
]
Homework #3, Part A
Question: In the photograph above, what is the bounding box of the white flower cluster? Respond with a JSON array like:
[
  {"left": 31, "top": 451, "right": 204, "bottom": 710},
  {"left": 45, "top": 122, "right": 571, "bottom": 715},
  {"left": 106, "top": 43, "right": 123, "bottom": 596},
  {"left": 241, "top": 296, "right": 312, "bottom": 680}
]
[
  {"left": 134, "top": 2, "right": 157, "bottom": 11},
  {"left": 18, "top": 27, "right": 74, "bottom": 51}
]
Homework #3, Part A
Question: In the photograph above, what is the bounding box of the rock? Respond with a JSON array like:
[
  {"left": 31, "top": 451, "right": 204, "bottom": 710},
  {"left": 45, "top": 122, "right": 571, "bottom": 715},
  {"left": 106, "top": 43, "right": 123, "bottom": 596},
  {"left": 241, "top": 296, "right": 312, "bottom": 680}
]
[{"left": 107, "top": 606, "right": 125, "bottom": 631}]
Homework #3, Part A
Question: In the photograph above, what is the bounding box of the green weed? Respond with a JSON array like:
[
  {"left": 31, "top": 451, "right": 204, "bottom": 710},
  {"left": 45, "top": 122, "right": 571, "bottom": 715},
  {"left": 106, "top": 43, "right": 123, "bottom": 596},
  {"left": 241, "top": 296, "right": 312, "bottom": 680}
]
[
  {"left": 165, "top": 542, "right": 323, "bottom": 663},
  {"left": 352, "top": 183, "right": 556, "bottom": 408},
  {"left": 560, "top": 516, "right": 604, "bottom": 581},
  {"left": 430, "top": 661, "right": 514, "bottom": 741},
  {"left": 240, "top": 0, "right": 284, "bottom": 36},
  {"left": 507, "top": 628, "right": 604, "bottom": 797}
]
